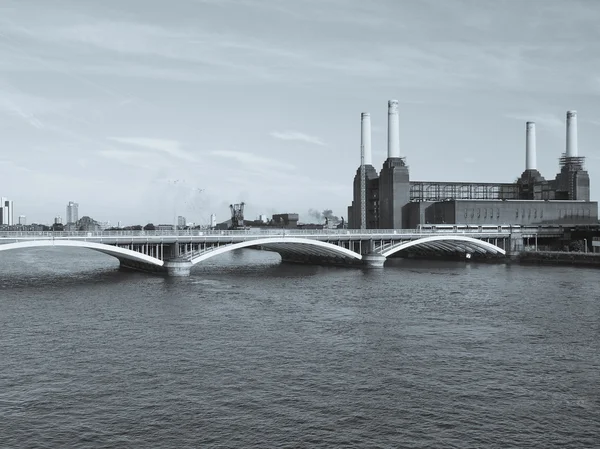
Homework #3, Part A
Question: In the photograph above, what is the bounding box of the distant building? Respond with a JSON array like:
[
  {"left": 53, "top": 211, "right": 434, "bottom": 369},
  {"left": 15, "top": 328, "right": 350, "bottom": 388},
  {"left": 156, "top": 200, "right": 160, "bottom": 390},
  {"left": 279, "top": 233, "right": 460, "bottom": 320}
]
[
  {"left": 157, "top": 224, "right": 175, "bottom": 231},
  {"left": 55, "top": 215, "right": 62, "bottom": 224},
  {"left": 18, "top": 215, "right": 26, "bottom": 225},
  {"left": 77, "top": 216, "right": 100, "bottom": 232},
  {"left": 214, "top": 219, "right": 231, "bottom": 230},
  {"left": 210, "top": 213, "right": 217, "bottom": 228},
  {"left": 66, "top": 201, "right": 79, "bottom": 224},
  {"left": 0, "top": 197, "right": 14, "bottom": 225},
  {"left": 272, "top": 213, "right": 299, "bottom": 228},
  {"left": 177, "top": 215, "right": 186, "bottom": 228},
  {"left": 259, "top": 214, "right": 268, "bottom": 223}
]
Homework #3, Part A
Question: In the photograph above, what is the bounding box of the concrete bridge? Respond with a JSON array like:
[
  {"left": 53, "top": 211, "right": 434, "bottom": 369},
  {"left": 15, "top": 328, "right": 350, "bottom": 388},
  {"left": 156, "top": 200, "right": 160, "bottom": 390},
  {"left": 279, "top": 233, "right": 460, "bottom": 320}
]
[{"left": 0, "top": 227, "right": 550, "bottom": 276}]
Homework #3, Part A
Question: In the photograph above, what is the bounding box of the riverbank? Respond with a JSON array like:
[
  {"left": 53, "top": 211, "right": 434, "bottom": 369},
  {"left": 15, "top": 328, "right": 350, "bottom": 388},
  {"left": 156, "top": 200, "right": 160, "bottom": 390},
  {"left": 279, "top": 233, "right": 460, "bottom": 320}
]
[{"left": 519, "top": 250, "right": 600, "bottom": 267}]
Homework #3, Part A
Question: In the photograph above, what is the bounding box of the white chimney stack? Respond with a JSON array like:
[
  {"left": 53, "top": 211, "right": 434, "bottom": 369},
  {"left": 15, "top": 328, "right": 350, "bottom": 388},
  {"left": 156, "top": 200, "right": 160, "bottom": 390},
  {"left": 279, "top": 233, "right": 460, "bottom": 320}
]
[
  {"left": 526, "top": 121, "right": 536, "bottom": 170},
  {"left": 566, "top": 110, "right": 578, "bottom": 157},
  {"left": 387, "top": 99, "right": 401, "bottom": 159},
  {"left": 360, "top": 112, "right": 372, "bottom": 166}
]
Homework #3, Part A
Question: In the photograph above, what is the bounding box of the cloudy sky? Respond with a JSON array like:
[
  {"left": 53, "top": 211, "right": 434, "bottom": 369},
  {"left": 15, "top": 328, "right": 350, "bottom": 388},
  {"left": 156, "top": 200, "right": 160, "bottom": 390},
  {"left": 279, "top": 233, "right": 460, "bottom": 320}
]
[{"left": 1, "top": 0, "right": 599, "bottom": 225}]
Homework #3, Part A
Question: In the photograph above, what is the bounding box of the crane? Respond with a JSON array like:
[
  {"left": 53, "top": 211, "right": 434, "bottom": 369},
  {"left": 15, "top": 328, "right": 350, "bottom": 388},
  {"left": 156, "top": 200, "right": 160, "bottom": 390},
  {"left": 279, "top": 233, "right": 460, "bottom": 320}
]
[{"left": 229, "top": 202, "right": 246, "bottom": 230}]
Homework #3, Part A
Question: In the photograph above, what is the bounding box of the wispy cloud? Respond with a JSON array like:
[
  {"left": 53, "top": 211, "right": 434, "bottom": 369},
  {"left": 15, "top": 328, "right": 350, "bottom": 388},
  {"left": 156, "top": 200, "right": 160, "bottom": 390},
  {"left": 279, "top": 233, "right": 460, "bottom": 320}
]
[
  {"left": 107, "top": 137, "right": 198, "bottom": 162},
  {"left": 270, "top": 131, "right": 325, "bottom": 146},
  {"left": 0, "top": 83, "right": 71, "bottom": 130},
  {"left": 210, "top": 150, "right": 295, "bottom": 170},
  {"left": 504, "top": 112, "right": 564, "bottom": 129}
]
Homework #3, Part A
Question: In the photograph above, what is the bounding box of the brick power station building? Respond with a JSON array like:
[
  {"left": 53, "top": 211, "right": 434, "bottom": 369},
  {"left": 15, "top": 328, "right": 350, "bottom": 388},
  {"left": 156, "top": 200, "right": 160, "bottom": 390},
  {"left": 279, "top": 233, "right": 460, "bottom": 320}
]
[{"left": 348, "top": 102, "right": 598, "bottom": 229}]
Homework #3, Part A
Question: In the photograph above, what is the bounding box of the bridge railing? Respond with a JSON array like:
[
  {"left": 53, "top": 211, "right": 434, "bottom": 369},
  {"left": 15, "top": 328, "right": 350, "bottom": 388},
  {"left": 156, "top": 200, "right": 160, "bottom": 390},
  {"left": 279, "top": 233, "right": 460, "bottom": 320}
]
[{"left": 0, "top": 228, "right": 513, "bottom": 239}]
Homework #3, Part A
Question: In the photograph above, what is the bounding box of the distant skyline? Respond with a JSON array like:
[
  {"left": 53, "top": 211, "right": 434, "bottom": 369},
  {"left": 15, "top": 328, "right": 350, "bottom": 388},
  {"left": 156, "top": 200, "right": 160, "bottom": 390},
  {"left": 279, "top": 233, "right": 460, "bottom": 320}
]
[{"left": 1, "top": 0, "right": 600, "bottom": 224}]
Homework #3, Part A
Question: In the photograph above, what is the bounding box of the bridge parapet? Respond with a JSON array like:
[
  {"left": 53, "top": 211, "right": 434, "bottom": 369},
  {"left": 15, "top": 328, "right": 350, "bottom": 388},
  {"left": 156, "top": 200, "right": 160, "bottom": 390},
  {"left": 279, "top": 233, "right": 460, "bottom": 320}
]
[{"left": 0, "top": 228, "right": 518, "bottom": 239}]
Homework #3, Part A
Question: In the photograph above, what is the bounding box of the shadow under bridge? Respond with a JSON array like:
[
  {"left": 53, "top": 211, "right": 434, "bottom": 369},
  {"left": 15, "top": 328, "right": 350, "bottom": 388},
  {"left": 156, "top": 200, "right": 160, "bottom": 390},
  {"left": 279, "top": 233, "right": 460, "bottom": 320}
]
[
  {"left": 379, "top": 235, "right": 507, "bottom": 258},
  {"left": 188, "top": 237, "right": 363, "bottom": 266}
]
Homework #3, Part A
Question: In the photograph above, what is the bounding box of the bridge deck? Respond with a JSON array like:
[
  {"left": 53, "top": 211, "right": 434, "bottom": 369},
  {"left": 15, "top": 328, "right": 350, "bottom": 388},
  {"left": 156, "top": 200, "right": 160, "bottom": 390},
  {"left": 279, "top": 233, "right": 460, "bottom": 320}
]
[{"left": 0, "top": 227, "right": 556, "bottom": 245}]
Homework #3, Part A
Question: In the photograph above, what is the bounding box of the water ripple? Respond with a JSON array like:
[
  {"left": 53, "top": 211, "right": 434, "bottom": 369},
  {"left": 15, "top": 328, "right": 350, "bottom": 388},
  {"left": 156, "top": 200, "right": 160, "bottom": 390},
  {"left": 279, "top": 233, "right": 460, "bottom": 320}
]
[{"left": 0, "top": 249, "right": 599, "bottom": 448}]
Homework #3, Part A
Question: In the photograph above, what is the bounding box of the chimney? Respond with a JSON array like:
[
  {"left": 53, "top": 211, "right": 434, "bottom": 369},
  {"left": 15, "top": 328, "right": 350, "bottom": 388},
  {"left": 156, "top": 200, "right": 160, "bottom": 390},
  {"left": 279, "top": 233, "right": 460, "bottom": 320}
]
[
  {"left": 566, "top": 110, "right": 578, "bottom": 157},
  {"left": 387, "top": 99, "right": 401, "bottom": 159},
  {"left": 360, "top": 112, "right": 373, "bottom": 166},
  {"left": 526, "top": 121, "right": 536, "bottom": 170}
]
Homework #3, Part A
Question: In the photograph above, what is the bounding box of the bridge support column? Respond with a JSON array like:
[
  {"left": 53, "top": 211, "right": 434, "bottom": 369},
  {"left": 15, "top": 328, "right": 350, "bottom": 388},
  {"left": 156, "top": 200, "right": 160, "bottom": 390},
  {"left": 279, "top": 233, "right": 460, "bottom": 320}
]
[
  {"left": 163, "top": 261, "right": 192, "bottom": 277},
  {"left": 362, "top": 253, "right": 386, "bottom": 268},
  {"left": 508, "top": 235, "right": 525, "bottom": 260}
]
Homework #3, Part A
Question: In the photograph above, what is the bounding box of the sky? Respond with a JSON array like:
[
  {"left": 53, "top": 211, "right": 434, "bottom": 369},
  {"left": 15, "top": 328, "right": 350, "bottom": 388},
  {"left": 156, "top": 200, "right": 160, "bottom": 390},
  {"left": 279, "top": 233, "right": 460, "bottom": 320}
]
[{"left": 1, "top": 0, "right": 600, "bottom": 225}]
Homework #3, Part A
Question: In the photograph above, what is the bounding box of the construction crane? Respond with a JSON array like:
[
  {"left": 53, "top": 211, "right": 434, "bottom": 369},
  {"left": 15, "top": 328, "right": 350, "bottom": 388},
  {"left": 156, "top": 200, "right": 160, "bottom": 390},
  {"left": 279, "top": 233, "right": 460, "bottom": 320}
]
[{"left": 229, "top": 202, "right": 246, "bottom": 230}]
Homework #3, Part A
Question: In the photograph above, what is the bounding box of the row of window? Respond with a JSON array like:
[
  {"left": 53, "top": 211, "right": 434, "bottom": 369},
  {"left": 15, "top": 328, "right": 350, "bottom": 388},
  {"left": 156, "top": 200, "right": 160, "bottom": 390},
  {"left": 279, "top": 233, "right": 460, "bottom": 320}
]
[{"left": 461, "top": 208, "right": 593, "bottom": 220}]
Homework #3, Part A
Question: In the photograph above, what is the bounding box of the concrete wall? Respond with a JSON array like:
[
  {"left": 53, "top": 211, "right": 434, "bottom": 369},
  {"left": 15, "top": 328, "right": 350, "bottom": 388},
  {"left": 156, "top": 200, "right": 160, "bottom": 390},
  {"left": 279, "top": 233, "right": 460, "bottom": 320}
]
[
  {"left": 350, "top": 165, "right": 379, "bottom": 229},
  {"left": 422, "top": 199, "right": 598, "bottom": 226},
  {"left": 404, "top": 201, "right": 435, "bottom": 228},
  {"left": 379, "top": 158, "right": 410, "bottom": 229},
  {"left": 575, "top": 171, "right": 591, "bottom": 201}
]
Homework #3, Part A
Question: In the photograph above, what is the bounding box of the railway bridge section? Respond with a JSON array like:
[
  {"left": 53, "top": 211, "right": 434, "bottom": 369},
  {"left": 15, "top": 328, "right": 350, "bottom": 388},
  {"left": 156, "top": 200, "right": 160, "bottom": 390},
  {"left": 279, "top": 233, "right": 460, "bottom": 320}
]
[{"left": 0, "top": 227, "right": 559, "bottom": 276}]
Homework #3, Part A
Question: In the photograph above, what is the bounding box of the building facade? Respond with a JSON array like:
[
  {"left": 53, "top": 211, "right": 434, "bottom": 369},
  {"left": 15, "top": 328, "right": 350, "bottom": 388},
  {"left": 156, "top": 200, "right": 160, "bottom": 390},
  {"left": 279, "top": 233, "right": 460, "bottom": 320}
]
[
  {"left": 66, "top": 201, "right": 79, "bottom": 224},
  {"left": 348, "top": 105, "right": 597, "bottom": 229}
]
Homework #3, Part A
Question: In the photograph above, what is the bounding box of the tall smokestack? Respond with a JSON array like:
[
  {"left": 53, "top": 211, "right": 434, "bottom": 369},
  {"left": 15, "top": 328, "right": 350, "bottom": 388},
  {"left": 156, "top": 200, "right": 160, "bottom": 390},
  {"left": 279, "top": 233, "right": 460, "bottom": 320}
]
[
  {"left": 360, "top": 112, "right": 372, "bottom": 166},
  {"left": 526, "top": 121, "right": 536, "bottom": 170},
  {"left": 387, "top": 99, "right": 401, "bottom": 159},
  {"left": 566, "top": 110, "right": 578, "bottom": 157}
]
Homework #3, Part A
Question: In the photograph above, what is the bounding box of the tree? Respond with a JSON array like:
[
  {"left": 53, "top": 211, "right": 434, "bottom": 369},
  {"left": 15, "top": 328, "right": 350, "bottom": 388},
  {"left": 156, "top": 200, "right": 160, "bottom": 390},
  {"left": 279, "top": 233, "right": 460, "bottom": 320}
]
[{"left": 143, "top": 223, "right": 156, "bottom": 230}]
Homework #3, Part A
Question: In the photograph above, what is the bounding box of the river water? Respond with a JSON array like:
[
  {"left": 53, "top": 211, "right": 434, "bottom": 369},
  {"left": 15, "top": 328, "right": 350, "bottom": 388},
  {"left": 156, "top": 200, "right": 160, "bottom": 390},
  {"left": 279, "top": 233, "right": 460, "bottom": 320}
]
[{"left": 0, "top": 248, "right": 598, "bottom": 448}]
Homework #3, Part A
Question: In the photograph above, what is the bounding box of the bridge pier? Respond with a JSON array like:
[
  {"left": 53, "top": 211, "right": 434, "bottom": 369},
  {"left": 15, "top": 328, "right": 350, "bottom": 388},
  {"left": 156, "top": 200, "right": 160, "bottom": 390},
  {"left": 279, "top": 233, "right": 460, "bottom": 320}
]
[
  {"left": 508, "top": 235, "right": 525, "bottom": 260},
  {"left": 362, "top": 253, "right": 386, "bottom": 268},
  {"left": 163, "top": 261, "right": 193, "bottom": 277}
]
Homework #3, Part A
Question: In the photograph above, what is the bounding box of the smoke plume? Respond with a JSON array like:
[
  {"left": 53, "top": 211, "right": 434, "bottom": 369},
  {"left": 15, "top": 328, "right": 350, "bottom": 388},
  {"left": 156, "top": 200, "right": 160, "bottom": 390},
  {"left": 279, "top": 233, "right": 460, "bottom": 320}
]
[
  {"left": 308, "top": 208, "right": 322, "bottom": 221},
  {"left": 307, "top": 208, "right": 340, "bottom": 223},
  {"left": 322, "top": 209, "right": 339, "bottom": 222}
]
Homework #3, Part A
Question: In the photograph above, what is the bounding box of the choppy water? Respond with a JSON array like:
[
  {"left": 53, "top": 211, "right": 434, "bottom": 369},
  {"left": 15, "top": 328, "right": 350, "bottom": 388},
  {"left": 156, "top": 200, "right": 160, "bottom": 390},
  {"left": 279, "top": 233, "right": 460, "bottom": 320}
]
[{"left": 1, "top": 248, "right": 599, "bottom": 448}]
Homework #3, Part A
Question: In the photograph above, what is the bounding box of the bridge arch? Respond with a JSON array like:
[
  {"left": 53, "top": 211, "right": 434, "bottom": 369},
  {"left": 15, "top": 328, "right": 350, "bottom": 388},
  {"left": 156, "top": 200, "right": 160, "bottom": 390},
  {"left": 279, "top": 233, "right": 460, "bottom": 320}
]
[
  {"left": 0, "top": 240, "right": 164, "bottom": 266},
  {"left": 190, "top": 237, "right": 362, "bottom": 265},
  {"left": 380, "top": 235, "right": 506, "bottom": 258}
]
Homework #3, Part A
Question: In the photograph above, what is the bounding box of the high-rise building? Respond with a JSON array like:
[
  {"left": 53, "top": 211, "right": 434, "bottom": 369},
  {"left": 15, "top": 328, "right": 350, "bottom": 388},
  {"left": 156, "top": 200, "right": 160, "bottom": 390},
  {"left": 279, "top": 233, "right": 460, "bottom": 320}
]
[
  {"left": 0, "top": 197, "right": 14, "bottom": 225},
  {"left": 210, "top": 213, "right": 217, "bottom": 228},
  {"left": 66, "top": 201, "right": 79, "bottom": 224},
  {"left": 18, "top": 215, "right": 26, "bottom": 225},
  {"left": 55, "top": 215, "right": 62, "bottom": 224},
  {"left": 177, "top": 215, "right": 186, "bottom": 228}
]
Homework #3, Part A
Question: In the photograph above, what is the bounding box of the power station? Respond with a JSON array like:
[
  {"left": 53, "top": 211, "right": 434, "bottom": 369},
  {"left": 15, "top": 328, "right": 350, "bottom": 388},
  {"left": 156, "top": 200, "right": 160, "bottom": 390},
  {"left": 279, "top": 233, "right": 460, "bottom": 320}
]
[{"left": 348, "top": 102, "right": 598, "bottom": 229}]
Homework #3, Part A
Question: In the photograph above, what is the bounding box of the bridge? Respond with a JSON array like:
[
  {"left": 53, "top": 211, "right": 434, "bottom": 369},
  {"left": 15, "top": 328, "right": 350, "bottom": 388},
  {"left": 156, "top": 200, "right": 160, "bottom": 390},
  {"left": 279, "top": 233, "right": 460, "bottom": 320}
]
[{"left": 0, "top": 227, "right": 555, "bottom": 276}]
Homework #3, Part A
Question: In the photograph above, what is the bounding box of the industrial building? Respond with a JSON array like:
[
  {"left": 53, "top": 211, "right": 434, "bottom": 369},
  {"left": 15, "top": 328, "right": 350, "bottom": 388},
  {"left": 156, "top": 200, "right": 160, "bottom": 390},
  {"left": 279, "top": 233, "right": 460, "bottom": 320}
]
[{"left": 348, "top": 102, "right": 598, "bottom": 229}]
